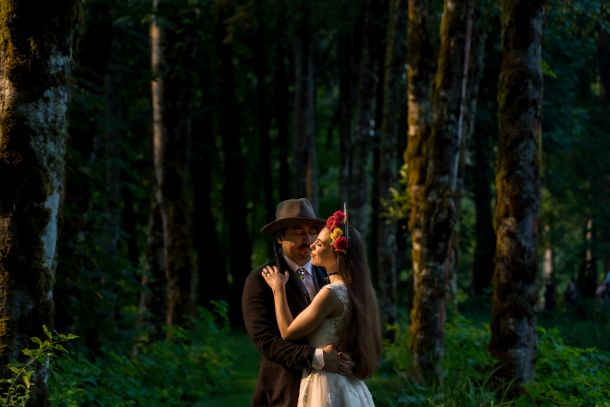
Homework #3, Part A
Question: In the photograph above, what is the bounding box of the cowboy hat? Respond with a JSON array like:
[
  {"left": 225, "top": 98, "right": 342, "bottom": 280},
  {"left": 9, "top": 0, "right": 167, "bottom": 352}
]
[{"left": 260, "top": 198, "right": 325, "bottom": 234}]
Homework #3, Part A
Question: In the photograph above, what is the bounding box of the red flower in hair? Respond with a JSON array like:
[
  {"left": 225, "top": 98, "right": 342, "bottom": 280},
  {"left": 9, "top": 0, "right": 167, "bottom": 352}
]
[
  {"left": 332, "top": 236, "right": 349, "bottom": 253},
  {"left": 332, "top": 210, "right": 346, "bottom": 224},
  {"left": 326, "top": 209, "right": 349, "bottom": 254},
  {"left": 325, "top": 210, "right": 346, "bottom": 230}
]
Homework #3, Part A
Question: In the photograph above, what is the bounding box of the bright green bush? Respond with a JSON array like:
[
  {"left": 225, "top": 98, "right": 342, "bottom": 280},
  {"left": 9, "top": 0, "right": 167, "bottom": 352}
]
[{"left": 49, "top": 304, "right": 232, "bottom": 406}]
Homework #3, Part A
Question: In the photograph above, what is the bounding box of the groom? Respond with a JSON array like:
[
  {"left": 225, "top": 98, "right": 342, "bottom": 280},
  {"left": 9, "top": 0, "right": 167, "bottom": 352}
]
[{"left": 242, "top": 198, "right": 353, "bottom": 406}]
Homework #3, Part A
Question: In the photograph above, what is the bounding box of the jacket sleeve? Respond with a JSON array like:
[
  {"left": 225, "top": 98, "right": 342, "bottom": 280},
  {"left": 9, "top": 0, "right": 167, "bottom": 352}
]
[{"left": 242, "top": 269, "right": 314, "bottom": 371}]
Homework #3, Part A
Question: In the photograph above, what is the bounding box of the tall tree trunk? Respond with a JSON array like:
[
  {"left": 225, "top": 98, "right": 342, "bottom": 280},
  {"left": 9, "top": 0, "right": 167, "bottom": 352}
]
[
  {"left": 254, "top": 0, "right": 275, "bottom": 224},
  {"left": 0, "top": 1, "right": 79, "bottom": 405},
  {"left": 405, "top": 0, "right": 436, "bottom": 319},
  {"left": 597, "top": 28, "right": 610, "bottom": 275},
  {"left": 410, "top": 0, "right": 472, "bottom": 386},
  {"left": 272, "top": 2, "right": 292, "bottom": 202},
  {"left": 578, "top": 217, "right": 597, "bottom": 298},
  {"left": 471, "top": 121, "right": 496, "bottom": 295},
  {"left": 338, "top": 20, "right": 356, "bottom": 203},
  {"left": 489, "top": 0, "right": 545, "bottom": 395},
  {"left": 192, "top": 109, "right": 228, "bottom": 306},
  {"left": 214, "top": 0, "right": 252, "bottom": 324},
  {"left": 445, "top": 4, "right": 476, "bottom": 309},
  {"left": 376, "top": 0, "right": 407, "bottom": 340},
  {"left": 151, "top": 0, "right": 198, "bottom": 330},
  {"left": 292, "top": 0, "right": 317, "bottom": 207},
  {"left": 469, "top": 15, "right": 494, "bottom": 296},
  {"left": 350, "top": 0, "right": 380, "bottom": 237},
  {"left": 138, "top": 182, "right": 166, "bottom": 340}
]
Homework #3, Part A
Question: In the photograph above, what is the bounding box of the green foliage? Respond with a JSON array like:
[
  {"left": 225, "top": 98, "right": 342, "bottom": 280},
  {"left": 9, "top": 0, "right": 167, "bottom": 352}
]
[
  {"left": 0, "top": 327, "right": 78, "bottom": 407},
  {"left": 383, "top": 315, "right": 498, "bottom": 406},
  {"left": 522, "top": 326, "right": 610, "bottom": 405},
  {"left": 382, "top": 314, "right": 610, "bottom": 406},
  {"left": 49, "top": 306, "right": 232, "bottom": 407}
]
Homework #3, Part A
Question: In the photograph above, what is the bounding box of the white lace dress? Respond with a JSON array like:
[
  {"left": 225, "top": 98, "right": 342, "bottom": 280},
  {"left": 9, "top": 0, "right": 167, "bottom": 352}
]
[{"left": 297, "top": 282, "right": 375, "bottom": 407}]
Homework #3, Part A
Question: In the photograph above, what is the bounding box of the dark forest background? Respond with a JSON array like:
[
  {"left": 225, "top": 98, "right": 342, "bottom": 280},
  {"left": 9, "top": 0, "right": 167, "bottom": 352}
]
[{"left": 0, "top": 0, "right": 609, "bottom": 405}]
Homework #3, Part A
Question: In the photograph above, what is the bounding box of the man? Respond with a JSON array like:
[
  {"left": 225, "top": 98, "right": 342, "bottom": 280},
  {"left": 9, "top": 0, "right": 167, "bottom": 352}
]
[{"left": 242, "top": 198, "right": 353, "bottom": 406}]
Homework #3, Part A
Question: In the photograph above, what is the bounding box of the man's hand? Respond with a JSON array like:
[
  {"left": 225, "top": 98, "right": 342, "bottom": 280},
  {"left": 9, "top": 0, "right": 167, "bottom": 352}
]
[{"left": 321, "top": 345, "right": 355, "bottom": 376}]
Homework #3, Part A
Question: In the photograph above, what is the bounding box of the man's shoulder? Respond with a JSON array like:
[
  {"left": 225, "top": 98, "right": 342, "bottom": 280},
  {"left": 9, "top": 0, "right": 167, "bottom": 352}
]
[{"left": 244, "top": 262, "right": 275, "bottom": 285}]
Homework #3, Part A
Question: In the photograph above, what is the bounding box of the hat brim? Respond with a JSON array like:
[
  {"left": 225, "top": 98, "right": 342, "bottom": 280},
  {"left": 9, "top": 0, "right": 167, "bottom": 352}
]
[{"left": 260, "top": 217, "right": 326, "bottom": 234}]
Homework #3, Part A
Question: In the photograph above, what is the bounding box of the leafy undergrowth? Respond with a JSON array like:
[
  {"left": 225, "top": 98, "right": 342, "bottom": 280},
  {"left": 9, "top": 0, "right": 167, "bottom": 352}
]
[
  {"left": 49, "top": 305, "right": 233, "bottom": 406},
  {"left": 382, "top": 314, "right": 610, "bottom": 406}
]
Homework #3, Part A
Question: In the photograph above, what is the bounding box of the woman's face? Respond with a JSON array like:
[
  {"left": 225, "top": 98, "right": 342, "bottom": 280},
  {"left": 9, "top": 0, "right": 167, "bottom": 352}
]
[{"left": 310, "top": 228, "right": 335, "bottom": 267}]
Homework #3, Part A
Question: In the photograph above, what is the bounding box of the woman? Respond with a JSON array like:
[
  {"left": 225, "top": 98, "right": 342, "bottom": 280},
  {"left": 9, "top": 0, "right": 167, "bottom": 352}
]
[{"left": 262, "top": 210, "right": 381, "bottom": 406}]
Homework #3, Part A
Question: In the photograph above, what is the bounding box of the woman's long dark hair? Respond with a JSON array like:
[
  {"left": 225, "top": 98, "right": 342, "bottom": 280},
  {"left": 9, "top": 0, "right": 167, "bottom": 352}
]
[{"left": 336, "top": 226, "right": 382, "bottom": 379}]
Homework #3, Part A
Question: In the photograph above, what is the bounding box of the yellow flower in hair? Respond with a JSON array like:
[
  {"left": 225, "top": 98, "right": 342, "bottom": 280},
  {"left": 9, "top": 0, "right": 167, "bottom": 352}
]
[{"left": 330, "top": 227, "right": 343, "bottom": 242}]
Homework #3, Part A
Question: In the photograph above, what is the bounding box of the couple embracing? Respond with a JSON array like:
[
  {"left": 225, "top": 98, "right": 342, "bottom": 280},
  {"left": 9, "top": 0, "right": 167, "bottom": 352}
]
[{"left": 242, "top": 198, "right": 382, "bottom": 407}]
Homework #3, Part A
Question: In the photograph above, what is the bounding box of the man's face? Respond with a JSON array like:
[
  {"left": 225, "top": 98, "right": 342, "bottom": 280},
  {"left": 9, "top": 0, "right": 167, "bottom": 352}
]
[{"left": 277, "top": 224, "right": 319, "bottom": 265}]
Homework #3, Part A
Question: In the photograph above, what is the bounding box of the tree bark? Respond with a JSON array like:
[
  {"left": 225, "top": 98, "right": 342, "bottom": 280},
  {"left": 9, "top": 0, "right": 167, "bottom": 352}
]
[
  {"left": 410, "top": 0, "right": 472, "bottom": 386},
  {"left": 0, "top": 1, "right": 80, "bottom": 404},
  {"left": 405, "top": 0, "right": 436, "bottom": 319},
  {"left": 489, "top": 0, "right": 545, "bottom": 395},
  {"left": 151, "top": 0, "right": 198, "bottom": 330},
  {"left": 376, "top": 0, "right": 407, "bottom": 340}
]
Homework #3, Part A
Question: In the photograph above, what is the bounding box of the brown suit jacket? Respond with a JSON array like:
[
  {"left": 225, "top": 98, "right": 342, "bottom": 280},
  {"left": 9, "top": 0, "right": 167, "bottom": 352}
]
[{"left": 242, "top": 256, "right": 327, "bottom": 407}]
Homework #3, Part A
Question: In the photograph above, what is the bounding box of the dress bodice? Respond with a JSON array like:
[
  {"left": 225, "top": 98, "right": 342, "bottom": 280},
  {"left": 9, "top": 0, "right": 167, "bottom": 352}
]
[{"left": 307, "top": 282, "right": 350, "bottom": 348}]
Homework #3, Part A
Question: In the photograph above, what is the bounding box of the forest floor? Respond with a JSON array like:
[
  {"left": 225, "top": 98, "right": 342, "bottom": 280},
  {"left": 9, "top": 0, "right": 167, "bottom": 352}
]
[{"left": 201, "top": 328, "right": 398, "bottom": 406}]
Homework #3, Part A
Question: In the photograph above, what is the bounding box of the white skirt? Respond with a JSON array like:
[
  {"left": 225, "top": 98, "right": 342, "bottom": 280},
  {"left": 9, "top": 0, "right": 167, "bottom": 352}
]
[{"left": 297, "top": 370, "right": 375, "bottom": 407}]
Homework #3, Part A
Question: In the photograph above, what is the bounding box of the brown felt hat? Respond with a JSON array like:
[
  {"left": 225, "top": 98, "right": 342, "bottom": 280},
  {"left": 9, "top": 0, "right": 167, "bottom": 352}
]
[{"left": 260, "top": 198, "right": 325, "bottom": 234}]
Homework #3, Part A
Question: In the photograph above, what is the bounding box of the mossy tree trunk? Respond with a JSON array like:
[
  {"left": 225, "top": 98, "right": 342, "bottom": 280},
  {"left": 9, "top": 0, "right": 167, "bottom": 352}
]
[
  {"left": 489, "top": 0, "right": 545, "bottom": 396},
  {"left": 292, "top": 0, "right": 318, "bottom": 208},
  {"left": 151, "top": 0, "right": 198, "bottom": 331},
  {"left": 376, "top": 0, "right": 407, "bottom": 340},
  {"left": 410, "top": 0, "right": 472, "bottom": 386},
  {"left": 405, "top": 0, "right": 436, "bottom": 319},
  {"left": 0, "top": 0, "right": 80, "bottom": 405}
]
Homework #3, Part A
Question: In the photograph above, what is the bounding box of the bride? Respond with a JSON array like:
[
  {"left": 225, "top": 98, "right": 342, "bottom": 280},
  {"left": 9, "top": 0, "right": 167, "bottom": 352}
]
[{"left": 262, "top": 210, "right": 381, "bottom": 406}]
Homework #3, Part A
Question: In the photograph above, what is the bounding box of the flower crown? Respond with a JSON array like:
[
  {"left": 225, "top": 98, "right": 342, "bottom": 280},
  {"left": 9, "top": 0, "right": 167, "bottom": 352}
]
[{"left": 325, "top": 210, "right": 349, "bottom": 254}]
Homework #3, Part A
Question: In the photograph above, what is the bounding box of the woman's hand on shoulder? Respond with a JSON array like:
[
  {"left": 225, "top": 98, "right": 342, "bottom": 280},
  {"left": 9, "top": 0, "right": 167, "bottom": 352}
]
[{"left": 261, "top": 265, "right": 288, "bottom": 293}]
